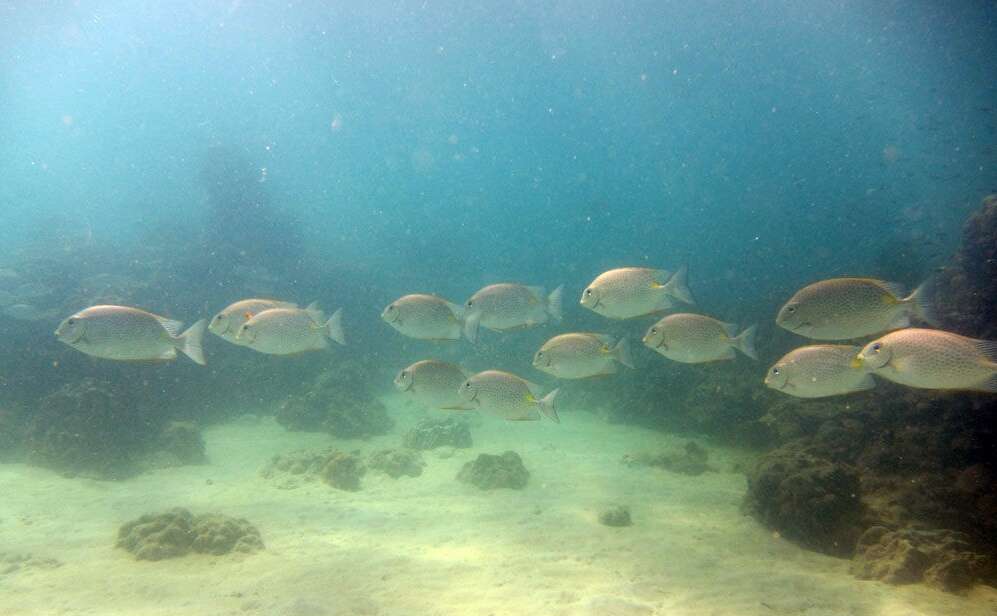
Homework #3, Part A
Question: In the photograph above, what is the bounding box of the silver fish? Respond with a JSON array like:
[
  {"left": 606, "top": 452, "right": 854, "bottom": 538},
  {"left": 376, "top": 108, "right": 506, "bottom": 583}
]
[
  {"left": 462, "top": 283, "right": 563, "bottom": 343},
  {"left": 776, "top": 277, "right": 936, "bottom": 340},
  {"left": 210, "top": 298, "right": 298, "bottom": 345},
  {"left": 580, "top": 266, "right": 693, "bottom": 319},
  {"left": 643, "top": 313, "right": 756, "bottom": 363},
  {"left": 55, "top": 305, "right": 206, "bottom": 365},
  {"left": 765, "top": 345, "right": 875, "bottom": 398},
  {"left": 381, "top": 294, "right": 464, "bottom": 340},
  {"left": 394, "top": 359, "right": 474, "bottom": 410},
  {"left": 854, "top": 328, "right": 997, "bottom": 392},
  {"left": 458, "top": 370, "right": 559, "bottom": 422},
  {"left": 533, "top": 333, "right": 634, "bottom": 379},
  {"left": 237, "top": 306, "right": 345, "bottom": 355}
]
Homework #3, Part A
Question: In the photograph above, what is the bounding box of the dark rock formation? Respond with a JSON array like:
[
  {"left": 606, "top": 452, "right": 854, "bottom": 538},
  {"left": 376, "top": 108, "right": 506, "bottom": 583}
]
[
  {"left": 402, "top": 417, "right": 472, "bottom": 450},
  {"left": 457, "top": 451, "right": 529, "bottom": 490},
  {"left": 319, "top": 451, "right": 366, "bottom": 491},
  {"left": 622, "top": 441, "right": 713, "bottom": 476},
  {"left": 744, "top": 442, "right": 864, "bottom": 557},
  {"left": 367, "top": 448, "right": 425, "bottom": 478},
  {"left": 117, "top": 508, "right": 263, "bottom": 560},
  {"left": 598, "top": 505, "right": 632, "bottom": 527},
  {"left": 275, "top": 362, "right": 393, "bottom": 439},
  {"left": 851, "top": 526, "right": 992, "bottom": 592},
  {"left": 24, "top": 378, "right": 155, "bottom": 479}
]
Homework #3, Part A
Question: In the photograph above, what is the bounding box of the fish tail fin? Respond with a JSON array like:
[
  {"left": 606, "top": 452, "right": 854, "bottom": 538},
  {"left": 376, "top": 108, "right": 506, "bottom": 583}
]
[
  {"left": 176, "top": 319, "right": 207, "bottom": 365},
  {"left": 546, "top": 285, "right": 564, "bottom": 321},
  {"left": 663, "top": 265, "right": 694, "bottom": 305},
  {"left": 538, "top": 388, "right": 560, "bottom": 423},
  {"left": 734, "top": 324, "right": 758, "bottom": 360},
  {"left": 463, "top": 311, "right": 481, "bottom": 343},
  {"left": 613, "top": 336, "right": 635, "bottom": 369},
  {"left": 324, "top": 308, "right": 345, "bottom": 345},
  {"left": 906, "top": 279, "right": 939, "bottom": 327}
]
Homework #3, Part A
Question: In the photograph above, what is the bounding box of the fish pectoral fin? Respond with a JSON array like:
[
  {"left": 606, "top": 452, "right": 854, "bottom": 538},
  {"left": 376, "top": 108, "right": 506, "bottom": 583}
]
[{"left": 850, "top": 374, "right": 877, "bottom": 392}]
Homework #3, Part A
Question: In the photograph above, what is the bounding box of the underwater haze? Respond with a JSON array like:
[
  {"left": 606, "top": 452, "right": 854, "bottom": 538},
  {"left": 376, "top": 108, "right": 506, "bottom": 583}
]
[{"left": 1, "top": 2, "right": 997, "bottom": 615}]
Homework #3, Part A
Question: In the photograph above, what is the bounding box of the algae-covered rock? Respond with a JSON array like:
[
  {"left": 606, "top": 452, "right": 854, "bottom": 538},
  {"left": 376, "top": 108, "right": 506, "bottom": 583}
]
[
  {"left": 367, "top": 448, "right": 425, "bottom": 478},
  {"left": 599, "top": 505, "right": 632, "bottom": 527},
  {"left": 157, "top": 421, "right": 207, "bottom": 465},
  {"left": 116, "top": 508, "right": 263, "bottom": 560},
  {"left": 402, "top": 416, "right": 472, "bottom": 450},
  {"left": 457, "top": 451, "right": 529, "bottom": 490},
  {"left": 851, "top": 526, "right": 991, "bottom": 592},
  {"left": 320, "top": 451, "right": 366, "bottom": 491},
  {"left": 275, "top": 362, "right": 393, "bottom": 439},
  {"left": 744, "top": 442, "right": 863, "bottom": 557},
  {"left": 622, "top": 441, "right": 712, "bottom": 476},
  {"left": 25, "top": 378, "right": 154, "bottom": 479}
]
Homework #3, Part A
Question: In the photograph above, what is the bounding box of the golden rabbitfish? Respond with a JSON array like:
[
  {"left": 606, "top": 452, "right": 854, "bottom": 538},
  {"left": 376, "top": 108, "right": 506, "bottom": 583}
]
[
  {"left": 765, "top": 345, "right": 875, "bottom": 398},
  {"left": 209, "top": 298, "right": 297, "bottom": 345},
  {"left": 580, "top": 266, "right": 693, "bottom": 319},
  {"left": 533, "top": 333, "right": 634, "bottom": 379},
  {"left": 776, "top": 277, "right": 935, "bottom": 340},
  {"left": 394, "top": 359, "right": 474, "bottom": 410},
  {"left": 855, "top": 328, "right": 997, "bottom": 392},
  {"left": 381, "top": 294, "right": 464, "bottom": 340},
  {"left": 462, "top": 283, "right": 562, "bottom": 343},
  {"left": 237, "top": 306, "right": 345, "bottom": 355},
  {"left": 55, "top": 305, "right": 206, "bottom": 365},
  {"left": 642, "top": 313, "right": 757, "bottom": 363},
  {"left": 458, "top": 370, "right": 559, "bottom": 422}
]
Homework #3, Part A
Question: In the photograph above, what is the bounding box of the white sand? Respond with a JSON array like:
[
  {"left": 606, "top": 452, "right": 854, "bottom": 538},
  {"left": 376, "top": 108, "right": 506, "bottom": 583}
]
[{"left": 1, "top": 396, "right": 995, "bottom": 616}]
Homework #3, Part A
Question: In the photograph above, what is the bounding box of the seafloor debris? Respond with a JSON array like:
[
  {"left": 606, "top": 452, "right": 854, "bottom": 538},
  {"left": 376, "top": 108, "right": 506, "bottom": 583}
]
[
  {"left": 457, "top": 451, "right": 529, "bottom": 490},
  {"left": 116, "top": 508, "right": 263, "bottom": 561},
  {"left": 622, "top": 440, "right": 713, "bottom": 476}
]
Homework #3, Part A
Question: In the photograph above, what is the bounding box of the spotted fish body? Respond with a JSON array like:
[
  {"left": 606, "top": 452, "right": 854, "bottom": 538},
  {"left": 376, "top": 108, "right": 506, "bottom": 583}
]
[
  {"left": 643, "top": 313, "right": 757, "bottom": 363},
  {"left": 381, "top": 294, "right": 464, "bottom": 340},
  {"left": 765, "top": 345, "right": 875, "bottom": 398},
  {"left": 210, "top": 298, "right": 297, "bottom": 345},
  {"left": 856, "top": 328, "right": 997, "bottom": 392},
  {"left": 533, "top": 333, "right": 634, "bottom": 379},
  {"left": 458, "top": 370, "right": 559, "bottom": 422},
  {"left": 237, "top": 306, "right": 345, "bottom": 355},
  {"left": 462, "top": 283, "right": 563, "bottom": 343},
  {"left": 580, "top": 266, "right": 693, "bottom": 320},
  {"left": 776, "top": 277, "right": 936, "bottom": 340},
  {"left": 55, "top": 305, "right": 206, "bottom": 365},
  {"left": 394, "top": 359, "right": 473, "bottom": 410}
]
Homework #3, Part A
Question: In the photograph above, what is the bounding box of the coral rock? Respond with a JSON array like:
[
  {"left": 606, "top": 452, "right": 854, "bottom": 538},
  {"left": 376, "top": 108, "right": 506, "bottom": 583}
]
[
  {"left": 117, "top": 508, "right": 263, "bottom": 560},
  {"left": 598, "top": 505, "right": 632, "bottom": 527},
  {"left": 457, "top": 451, "right": 529, "bottom": 490},
  {"left": 367, "top": 448, "right": 425, "bottom": 478},
  {"left": 319, "top": 451, "right": 366, "bottom": 491},
  {"left": 402, "top": 417, "right": 473, "bottom": 450}
]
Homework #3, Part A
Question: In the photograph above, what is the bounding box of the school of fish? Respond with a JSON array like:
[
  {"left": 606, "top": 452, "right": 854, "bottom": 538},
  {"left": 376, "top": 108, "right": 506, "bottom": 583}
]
[{"left": 53, "top": 268, "right": 997, "bottom": 427}]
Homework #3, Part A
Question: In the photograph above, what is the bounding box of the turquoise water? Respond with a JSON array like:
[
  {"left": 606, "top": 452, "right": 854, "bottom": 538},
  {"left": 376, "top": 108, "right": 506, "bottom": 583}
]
[{"left": 1, "top": 2, "right": 996, "bottom": 615}]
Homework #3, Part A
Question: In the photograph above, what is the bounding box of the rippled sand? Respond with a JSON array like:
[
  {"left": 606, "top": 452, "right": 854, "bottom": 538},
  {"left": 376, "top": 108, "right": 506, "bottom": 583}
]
[{"left": 1, "top": 397, "right": 995, "bottom": 616}]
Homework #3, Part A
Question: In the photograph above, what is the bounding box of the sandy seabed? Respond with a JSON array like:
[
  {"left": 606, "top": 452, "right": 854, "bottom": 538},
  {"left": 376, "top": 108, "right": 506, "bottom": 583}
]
[{"left": 1, "top": 395, "right": 995, "bottom": 616}]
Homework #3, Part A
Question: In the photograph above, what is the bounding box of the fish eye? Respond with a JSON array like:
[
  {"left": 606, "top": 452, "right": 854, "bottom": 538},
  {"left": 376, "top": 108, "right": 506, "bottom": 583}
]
[
  {"left": 400, "top": 370, "right": 407, "bottom": 377},
  {"left": 464, "top": 382, "right": 471, "bottom": 388},
  {"left": 871, "top": 342, "right": 882, "bottom": 352},
  {"left": 466, "top": 300, "right": 473, "bottom": 307},
  {"left": 651, "top": 327, "right": 657, "bottom": 334},
  {"left": 787, "top": 307, "right": 796, "bottom": 313},
  {"left": 585, "top": 289, "right": 593, "bottom": 296},
  {"left": 772, "top": 368, "right": 780, "bottom": 375},
  {"left": 68, "top": 318, "right": 76, "bottom": 325}
]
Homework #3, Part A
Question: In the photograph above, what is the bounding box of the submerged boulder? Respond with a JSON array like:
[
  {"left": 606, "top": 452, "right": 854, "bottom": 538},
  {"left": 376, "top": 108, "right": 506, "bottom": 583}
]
[
  {"left": 367, "top": 448, "right": 425, "bottom": 478},
  {"left": 457, "top": 451, "right": 529, "bottom": 490},
  {"left": 622, "top": 441, "right": 712, "bottom": 476},
  {"left": 402, "top": 417, "right": 472, "bottom": 450},
  {"left": 116, "top": 508, "right": 263, "bottom": 560},
  {"left": 319, "top": 451, "right": 366, "bottom": 491},
  {"left": 598, "top": 505, "right": 632, "bottom": 527}
]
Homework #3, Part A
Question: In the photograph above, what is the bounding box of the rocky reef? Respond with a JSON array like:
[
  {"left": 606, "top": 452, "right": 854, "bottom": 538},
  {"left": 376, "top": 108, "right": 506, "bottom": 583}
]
[
  {"left": 116, "top": 508, "right": 264, "bottom": 560},
  {"left": 261, "top": 448, "right": 367, "bottom": 491},
  {"left": 742, "top": 194, "right": 997, "bottom": 591},
  {"left": 275, "top": 362, "right": 393, "bottom": 439},
  {"left": 457, "top": 451, "right": 529, "bottom": 490},
  {"left": 402, "top": 417, "right": 473, "bottom": 450},
  {"left": 622, "top": 441, "right": 713, "bottom": 476},
  {"left": 367, "top": 448, "right": 425, "bottom": 478}
]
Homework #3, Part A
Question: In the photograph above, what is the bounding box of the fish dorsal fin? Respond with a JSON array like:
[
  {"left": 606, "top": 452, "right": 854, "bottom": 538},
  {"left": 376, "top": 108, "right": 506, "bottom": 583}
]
[
  {"left": 156, "top": 317, "right": 184, "bottom": 338},
  {"left": 880, "top": 281, "right": 907, "bottom": 302},
  {"left": 305, "top": 303, "right": 325, "bottom": 324},
  {"left": 525, "top": 286, "right": 544, "bottom": 304},
  {"left": 274, "top": 300, "right": 298, "bottom": 309},
  {"left": 592, "top": 333, "right": 615, "bottom": 346}
]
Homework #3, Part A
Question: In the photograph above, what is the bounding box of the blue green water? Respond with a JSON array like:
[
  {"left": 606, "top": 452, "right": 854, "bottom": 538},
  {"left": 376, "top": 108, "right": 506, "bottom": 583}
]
[{"left": 1, "top": 2, "right": 996, "bottom": 614}]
